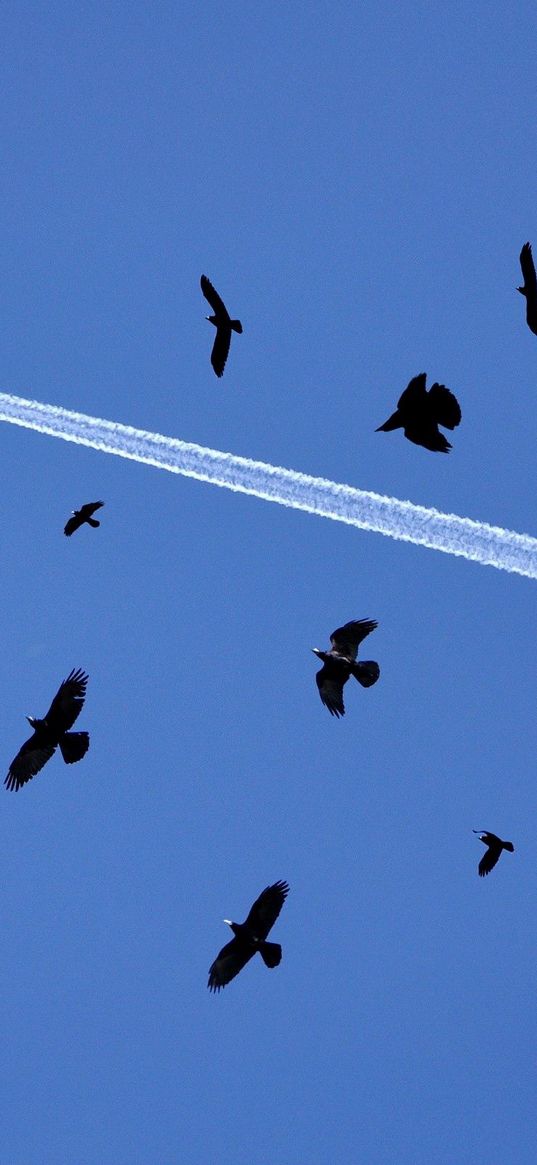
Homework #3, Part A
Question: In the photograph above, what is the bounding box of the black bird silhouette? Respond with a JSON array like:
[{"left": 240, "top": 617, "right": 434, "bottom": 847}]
[
  {"left": 5, "top": 669, "right": 90, "bottom": 791},
  {"left": 517, "top": 242, "right": 537, "bottom": 335},
  {"left": 473, "top": 831, "right": 514, "bottom": 877},
  {"left": 64, "top": 501, "right": 104, "bottom": 537},
  {"left": 200, "top": 275, "right": 242, "bottom": 377},
  {"left": 208, "top": 880, "right": 289, "bottom": 992},
  {"left": 376, "top": 373, "right": 461, "bottom": 452},
  {"left": 312, "top": 619, "right": 380, "bottom": 718}
]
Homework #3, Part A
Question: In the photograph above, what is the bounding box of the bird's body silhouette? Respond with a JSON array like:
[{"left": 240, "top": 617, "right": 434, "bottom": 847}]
[
  {"left": 313, "top": 619, "right": 380, "bottom": 718},
  {"left": 517, "top": 242, "right": 537, "bottom": 335},
  {"left": 5, "top": 669, "right": 90, "bottom": 791},
  {"left": 376, "top": 373, "right": 461, "bottom": 452},
  {"left": 64, "top": 500, "right": 104, "bottom": 537},
  {"left": 473, "top": 830, "right": 514, "bottom": 877},
  {"left": 208, "top": 880, "right": 289, "bottom": 992},
  {"left": 200, "top": 275, "right": 242, "bottom": 377}
]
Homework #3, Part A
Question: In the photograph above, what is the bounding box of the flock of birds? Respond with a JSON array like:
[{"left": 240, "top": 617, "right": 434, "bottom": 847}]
[{"left": 6, "top": 244, "right": 532, "bottom": 989}]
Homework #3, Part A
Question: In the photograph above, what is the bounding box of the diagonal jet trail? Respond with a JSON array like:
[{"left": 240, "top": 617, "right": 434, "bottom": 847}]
[{"left": 1, "top": 390, "right": 536, "bottom": 579}]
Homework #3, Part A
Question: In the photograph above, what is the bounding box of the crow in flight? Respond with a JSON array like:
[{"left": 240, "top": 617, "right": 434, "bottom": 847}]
[
  {"left": 517, "top": 242, "right": 537, "bottom": 335},
  {"left": 64, "top": 501, "right": 104, "bottom": 537},
  {"left": 5, "top": 669, "right": 90, "bottom": 791},
  {"left": 208, "top": 880, "right": 289, "bottom": 992},
  {"left": 376, "top": 372, "right": 461, "bottom": 452},
  {"left": 200, "top": 275, "right": 242, "bottom": 377},
  {"left": 313, "top": 619, "right": 380, "bottom": 718},
  {"left": 473, "top": 831, "right": 514, "bottom": 878}
]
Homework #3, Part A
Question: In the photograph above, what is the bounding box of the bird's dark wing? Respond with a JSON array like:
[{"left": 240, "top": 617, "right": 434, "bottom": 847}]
[
  {"left": 5, "top": 737, "right": 56, "bottom": 791},
  {"left": 64, "top": 513, "right": 82, "bottom": 536},
  {"left": 200, "top": 275, "right": 229, "bottom": 318},
  {"left": 330, "top": 619, "right": 378, "bottom": 660},
  {"left": 316, "top": 668, "right": 345, "bottom": 716},
  {"left": 520, "top": 242, "right": 537, "bottom": 290},
  {"left": 44, "top": 669, "right": 88, "bottom": 734},
  {"left": 79, "top": 501, "right": 104, "bottom": 520},
  {"left": 397, "top": 373, "right": 427, "bottom": 410},
  {"left": 404, "top": 422, "right": 451, "bottom": 452},
  {"left": 244, "top": 880, "right": 289, "bottom": 939},
  {"left": 210, "top": 324, "right": 232, "bottom": 377},
  {"left": 427, "top": 384, "right": 461, "bottom": 430},
  {"left": 208, "top": 936, "right": 254, "bottom": 992},
  {"left": 478, "top": 841, "right": 502, "bottom": 877}
]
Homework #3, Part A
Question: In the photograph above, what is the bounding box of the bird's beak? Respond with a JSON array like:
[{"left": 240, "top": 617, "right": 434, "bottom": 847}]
[
  {"left": 223, "top": 919, "right": 232, "bottom": 928},
  {"left": 311, "top": 648, "right": 320, "bottom": 656}
]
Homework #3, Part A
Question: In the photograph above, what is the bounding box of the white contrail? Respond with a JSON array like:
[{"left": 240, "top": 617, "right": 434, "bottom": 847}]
[{"left": 1, "top": 390, "right": 536, "bottom": 579}]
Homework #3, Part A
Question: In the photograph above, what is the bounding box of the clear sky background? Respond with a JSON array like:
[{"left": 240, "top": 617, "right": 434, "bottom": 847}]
[{"left": 1, "top": 4, "right": 536, "bottom": 1163}]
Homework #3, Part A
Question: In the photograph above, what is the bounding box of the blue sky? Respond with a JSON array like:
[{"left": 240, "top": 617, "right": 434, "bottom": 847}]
[{"left": 1, "top": 4, "right": 536, "bottom": 1162}]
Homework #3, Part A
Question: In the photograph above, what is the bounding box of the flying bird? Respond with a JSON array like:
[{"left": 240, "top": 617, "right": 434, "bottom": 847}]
[
  {"left": 5, "top": 669, "right": 90, "bottom": 791},
  {"left": 473, "top": 830, "right": 514, "bottom": 877},
  {"left": 313, "top": 619, "right": 380, "bottom": 718},
  {"left": 208, "top": 880, "right": 289, "bottom": 992},
  {"left": 64, "top": 501, "right": 104, "bottom": 537},
  {"left": 517, "top": 242, "right": 537, "bottom": 335},
  {"left": 376, "top": 373, "right": 461, "bottom": 452},
  {"left": 200, "top": 275, "right": 242, "bottom": 377}
]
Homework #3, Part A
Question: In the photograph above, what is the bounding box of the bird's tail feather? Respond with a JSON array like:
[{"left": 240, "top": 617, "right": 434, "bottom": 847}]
[
  {"left": 352, "top": 661, "right": 380, "bottom": 687},
  {"left": 87, "top": 517, "right": 100, "bottom": 527},
  {"left": 259, "top": 941, "right": 282, "bottom": 968},
  {"left": 59, "top": 731, "right": 90, "bottom": 764},
  {"left": 231, "top": 320, "right": 243, "bottom": 334},
  {"left": 503, "top": 841, "right": 514, "bottom": 853}
]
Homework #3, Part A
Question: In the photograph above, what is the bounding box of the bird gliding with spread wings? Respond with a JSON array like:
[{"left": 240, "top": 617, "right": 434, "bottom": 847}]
[
  {"left": 200, "top": 275, "right": 242, "bottom": 377},
  {"left": 313, "top": 619, "right": 380, "bottom": 718},
  {"left": 208, "top": 880, "right": 289, "bottom": 992},
  {"left": 473, "top": 831, "right": 514, "bottom": 877},
  {"left": 517, "top": 242, "right": 537, "bottom": 335},
  {"left": 5, "top": 669, "right": 90, "bottom": 791},
  {"left": 64, "top": 500, "right": 104, "bottom": 537}
]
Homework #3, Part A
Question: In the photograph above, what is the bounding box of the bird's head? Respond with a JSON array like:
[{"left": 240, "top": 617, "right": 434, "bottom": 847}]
[
  {"left": 223, "top": 919, "right": 240, "bottom": 936},
  {"left": 26, "top": 716, "right": 40, "bottom": 729},
  {"left": 517, "top": 285, "right": 527, "bottom": 296},
  {"left": 206, "top": 314, "right": 217, "bottom": 326},
  {"left": 312, "top": 648, "right": 326, "bottom": 661}
]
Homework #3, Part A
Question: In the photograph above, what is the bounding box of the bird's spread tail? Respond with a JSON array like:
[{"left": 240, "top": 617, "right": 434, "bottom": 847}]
[
  {"left": 352, "top": 660, "right": 380, "bottom": 687},
  {"left": 259, "top": 941, "right": 282, "bottom": 968},
  {"left": 87, "top": 517, "right": 100, "bottom": 528},
  {"left": 59, "top": 731, "right": 90, "bottom": 764},
  {"left": 231, "top": 320, "right": 243, "bottom": 333},
  {"left": 503, "top": 841, "right": 514, "bottom": 852}
]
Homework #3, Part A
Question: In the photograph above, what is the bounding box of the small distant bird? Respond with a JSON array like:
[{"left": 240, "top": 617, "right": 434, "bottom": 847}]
[
  {"left": 313, "top": 619, "right": 380, "bottom": 718},
  {"left": 376, "top": 372, "right": 461, "bottom": 452},
  {"left": 64, "top": 501, "right": 104, "bottom": 537},
  {"left": 5, "top": 669, "right": 90, "bottom": 791},
  {"left": 200, "top": 275, "right": 242, "bottom": 377},
  {"left": 517, "top": 242, "right": 537, "bottom": 335},
  {"left": 473, "top": 830, "right": 514, "bottom": 877},
  {"left": 208, "top": 880, "right": 289, "bottom": 992}
]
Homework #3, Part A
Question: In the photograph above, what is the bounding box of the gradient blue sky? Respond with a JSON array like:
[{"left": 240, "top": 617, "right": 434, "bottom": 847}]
[{"left": 2, "top": 4, "right": 536, "bottom": 1163}]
